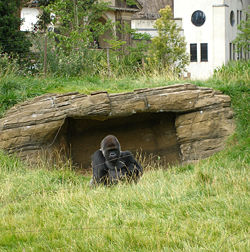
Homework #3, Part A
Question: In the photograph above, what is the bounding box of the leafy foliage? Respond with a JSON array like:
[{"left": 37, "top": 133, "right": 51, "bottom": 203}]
[
  {"left": 125, "top": 0, "right": 138, "bottom": 7},
  {"left": 147, "top": 5, "right": 189, "bottom": 74},
  {"left": 44, "top": 0, "right": 111, "bottom": 52},
  {"left": 35, "top": 0, "right": 56, "bottom": 32},
  {"left": 0, "top": 0, "right": 31, "bottom": 56},
  {"left": 233, "top": 6, "right": 250, "bottom": 56}
]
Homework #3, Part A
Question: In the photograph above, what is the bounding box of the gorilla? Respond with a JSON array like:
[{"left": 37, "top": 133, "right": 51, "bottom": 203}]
[{"left": 90, "top": 135, "right": 143, "bottom": 186}]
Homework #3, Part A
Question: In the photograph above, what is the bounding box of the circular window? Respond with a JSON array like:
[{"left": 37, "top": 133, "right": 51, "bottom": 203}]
[
  {"left": 191, "top": 10, "right": 206, "bottom": 26},
  {"left": 230, "top": 11, "right": 235, "bottom": 26}
]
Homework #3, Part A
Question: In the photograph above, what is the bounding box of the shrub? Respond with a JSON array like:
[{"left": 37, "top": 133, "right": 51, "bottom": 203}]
[
  {"left": 147, "top": 5, "right": 189, "bottom": 75},
  {"left": 0, "top": 0, "right": 31, "bottom": 56}
]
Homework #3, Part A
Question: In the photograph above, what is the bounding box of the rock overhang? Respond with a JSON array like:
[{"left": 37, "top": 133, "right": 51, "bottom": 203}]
[{"left": 0, "top": 83, "right": 235, "bottom": 168}]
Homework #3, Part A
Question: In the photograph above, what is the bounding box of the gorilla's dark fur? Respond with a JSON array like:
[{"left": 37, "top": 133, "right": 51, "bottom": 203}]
[{"left": 90, "top": 135, "right": 143, "bottom": 185}]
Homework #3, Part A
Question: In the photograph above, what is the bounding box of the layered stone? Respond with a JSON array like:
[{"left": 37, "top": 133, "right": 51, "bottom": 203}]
[{"left": 0, "top": 84, "right": 235, "bottom": 168}]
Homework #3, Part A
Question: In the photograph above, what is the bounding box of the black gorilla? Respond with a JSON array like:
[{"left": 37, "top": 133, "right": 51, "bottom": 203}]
[{"left": 90, "top": 135, "right": 143, "bottom": 185}]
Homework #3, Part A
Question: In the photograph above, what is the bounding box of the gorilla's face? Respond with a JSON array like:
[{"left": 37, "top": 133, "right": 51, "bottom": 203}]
[
  {"left": 101, "top": 135, "right": 121, "bottom": 164},
  {"left": 104, "top": 148, "right": 120, "bottom": 163}
]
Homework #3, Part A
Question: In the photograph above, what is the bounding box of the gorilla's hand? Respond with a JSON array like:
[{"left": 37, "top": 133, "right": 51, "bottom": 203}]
[{"left": 107, "top": 160, "right": 128, "bottom": 183}]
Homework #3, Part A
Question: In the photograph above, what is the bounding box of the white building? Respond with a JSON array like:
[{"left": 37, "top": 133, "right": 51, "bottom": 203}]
[
  {"left": 20, "top": 7, "right": 40, "bottom": 32},
  {"left": 132, "top": 0, "right": 250, "bottom": 79}
]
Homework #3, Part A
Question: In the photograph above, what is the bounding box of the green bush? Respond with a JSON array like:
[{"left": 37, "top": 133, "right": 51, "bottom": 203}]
[
  {"left": 29, "top": 33, "right": 151, "bottom": 77},
  {"left": 213, "top": 60, "right": 250, "bottom": 85},
  {"left": 0, "top": 76, "right": 49, "bottom": 117},
  {"left": 212, "top": 61, "right": 250, "bottom": 140},
  {"left": 0, "top": 0, "right": 31, "bottom": 56},
  {"left": 0, "top": 53, "right": 20, "bottom": 76},
  {"left": 147, "top": 5, "right": 189, "bottom": 74},
  {"left": 48, "top": 47, "right": 106, "bottom": 77}
]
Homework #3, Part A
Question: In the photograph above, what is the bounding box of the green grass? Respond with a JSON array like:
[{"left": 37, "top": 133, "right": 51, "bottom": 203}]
[
  {"left": 0, "top": 146, "right": 249, "bottom": 251},
  {"left": 0, "top": 74, "right": 183, "bottom": 118},
  {"left": 0, "top": 60, "right": 249, "bottom": 251}
]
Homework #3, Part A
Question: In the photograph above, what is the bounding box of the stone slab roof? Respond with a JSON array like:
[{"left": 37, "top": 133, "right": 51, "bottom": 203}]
[{"left": 0, "top": 84, "right": 235, "bottom": 166}]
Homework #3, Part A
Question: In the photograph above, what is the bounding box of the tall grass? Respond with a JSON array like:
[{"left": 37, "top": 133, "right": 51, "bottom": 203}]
[
  {"left": 0, "top": 74, "right": 181, "bottom": 118},
  {"left": 0, "top": 60, "right": 249, "bottom": 251},
  {"left": 213, "top": 60, "right": 250, "bottom": 86},
  {"left": 194, "top": 60, "right": 249, "bottom": 140},
  {"left": 0, "top": 147, "right": 249, "bottom": 251}
]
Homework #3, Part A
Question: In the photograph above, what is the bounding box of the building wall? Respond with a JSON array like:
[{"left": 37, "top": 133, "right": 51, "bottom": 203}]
[
  {"left": 20, "top": 7, "right": 41, "bottom": 31},
  {"left": 131, "top": 0, "right": 174, "bottom": 37},
  {"left": 131, "top": 18, "right": 182, "bottom": 38},
  {"left": 133, "top": 0, "right": 249, "bottom": 80},
  {"left": 174, "top": 0, "right": 249, "bottom": 79},
  {"left": 175, "top": 0, "right": 221, "bottom": 79},
  {"left": 20, "top": 3, "right": 134, "bottom": 47},
  {"left": 102, "top": 0, "right": 116, "bottom": 5},
  {"left": 131, "top": 19, "right": 157, "bottom": 37},
  {"left": 224, "top": 0, "right": 249, "bottom": 61}
]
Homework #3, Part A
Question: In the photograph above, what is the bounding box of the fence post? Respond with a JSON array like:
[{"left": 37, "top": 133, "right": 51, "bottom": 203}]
[
  {"left": 44, "top": 33, "right": 48, "bottom": 77},
  {"left": 107, "top": 48, "right": 111, "bottom": 76}
]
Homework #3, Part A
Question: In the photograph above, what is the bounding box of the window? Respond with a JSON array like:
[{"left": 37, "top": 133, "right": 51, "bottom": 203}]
[
  {"left": 230, "top": 11, "right": 235, "bottom": 26},
  {"left": 236, "top": 46, "right": 243, "bottom": 60},
  {"left": 233, "top": 44, "right": 236, "bottom": 60},
  {"left": 237, "top": 10, "right": 240, "bottom": 24},
  {"left": 200, "top": 43, "right": 208, "bottom": 62},
  {"left": 190, "top": 44, "right": 197, "bottom": 62},
  {"left": 246, "top": 45, "right": 250, "bottom": 60},
  {"left": 191, "top": 11, "right": 206, "bottom": 26},
  {"left": 229, "top": 43, "right": 232, "bottom": 60},
  {"left": 239, "top": 47, "right": 243, "bottom": 60}
]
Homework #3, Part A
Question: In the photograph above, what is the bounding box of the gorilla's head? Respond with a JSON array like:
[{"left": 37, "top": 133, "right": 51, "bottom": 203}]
[{"left": 101, "top": 135, "right": 121, "bottom": 164}]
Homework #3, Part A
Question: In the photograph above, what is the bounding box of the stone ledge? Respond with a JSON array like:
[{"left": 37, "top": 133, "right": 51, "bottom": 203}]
[{"left": 0, "top": 84, "right": 235, "bottom": 167}]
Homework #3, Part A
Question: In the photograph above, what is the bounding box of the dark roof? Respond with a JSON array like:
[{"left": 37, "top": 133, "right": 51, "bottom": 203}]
[
  {"left": 111, "top": 0, "right": 142, "bottom": 12},
  {"left": 134, "top": 0, "right": 173, "bottom": 19},
  {"left": 24, "top": 0, "right": 39, "bottom": 7}
]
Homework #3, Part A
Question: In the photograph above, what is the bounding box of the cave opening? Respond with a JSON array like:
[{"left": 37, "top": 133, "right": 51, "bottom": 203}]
[{"left": 57, "top": 112, "right": 181, "bottom": 169}]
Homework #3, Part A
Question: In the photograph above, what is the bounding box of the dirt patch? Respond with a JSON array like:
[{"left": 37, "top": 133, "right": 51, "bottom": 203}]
[{"left": 57, "top": 112, "right": 180, "bottom": 169}]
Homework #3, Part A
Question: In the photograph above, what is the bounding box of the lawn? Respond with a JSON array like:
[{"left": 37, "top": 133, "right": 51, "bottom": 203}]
[{"left": 0, "top": 60, "right": 249, "bottom": 251}]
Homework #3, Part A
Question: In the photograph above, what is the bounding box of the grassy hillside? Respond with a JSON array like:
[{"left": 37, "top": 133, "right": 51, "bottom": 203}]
[
  {"left": 0, "top": 60, "right": 249, "bottom": 251},
  {"left": 0, "top": 74, "right": 182, "bottom": 118},
  {"left": 0, "top": 148, "right": 249, "bottom": 251}
]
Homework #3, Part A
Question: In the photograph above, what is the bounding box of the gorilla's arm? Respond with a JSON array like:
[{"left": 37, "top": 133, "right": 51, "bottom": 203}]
[
  {"left": 120, "top": 151, "right": 143, "bottom": 176},
  {"left": 91, "top": 150, "right": 108, "bottom": 184}
]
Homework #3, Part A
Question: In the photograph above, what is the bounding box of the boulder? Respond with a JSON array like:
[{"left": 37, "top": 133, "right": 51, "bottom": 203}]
[{"left": 0, "top": 84, "right": 235, "bottom": 168}]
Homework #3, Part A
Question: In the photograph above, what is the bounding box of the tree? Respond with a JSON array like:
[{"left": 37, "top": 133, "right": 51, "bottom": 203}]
[
  {"left": 0, "top": 0, "right": 31, "bottom": 55},
  {"left": 36, "top": 0, "right": 56, "bottom": 32},
  {"left": 234, "top": 7, "right": 250, "bottom": 58},
  {"left": 147, "top": 5, "right": 189, "bottom": 74},
  {"left": 44, "top": 0, "right": 111, "bottom": 52}
]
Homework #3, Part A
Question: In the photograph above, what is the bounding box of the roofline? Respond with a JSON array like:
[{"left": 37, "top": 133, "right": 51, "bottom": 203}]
[
  {"left": 23, "top": 0, "right": 39, "bottom": 8},
  {"left": 110, "top": 6, "right": 140, "bottom": 12},
  {"left": 134, "top": 0, "right": 143, "bottom": 10}
]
